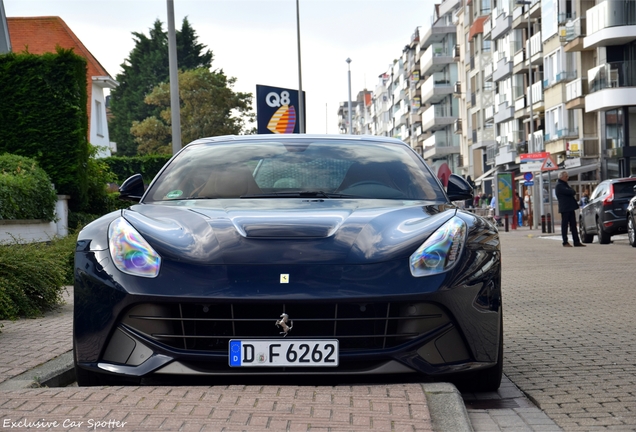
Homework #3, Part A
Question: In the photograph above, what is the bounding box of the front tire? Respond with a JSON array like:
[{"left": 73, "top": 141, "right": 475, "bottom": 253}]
[
  {"left": 579, "top": 217, "right": 593, "bottom": 243},
  {"left": 453, "top": 315, "right": 503, "bottom": 392},
  {"left": 597, "top": 219, "right": 611, "bottom": 244},
  {"left": 628, "top": 216, "right": 636, "bottom": 248}
]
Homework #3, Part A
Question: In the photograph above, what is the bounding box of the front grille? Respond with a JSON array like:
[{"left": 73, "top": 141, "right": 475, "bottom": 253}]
[{"left": 121, "top": 302, "right": 451, "bottom": 353}]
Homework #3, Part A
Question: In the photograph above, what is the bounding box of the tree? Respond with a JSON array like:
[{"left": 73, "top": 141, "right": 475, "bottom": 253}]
[
  {"left": 108, "top": 18, "right": 213, "bottom": 156},
  {"left": 131, "top": 68, "right": 254, "bottom": 155}
]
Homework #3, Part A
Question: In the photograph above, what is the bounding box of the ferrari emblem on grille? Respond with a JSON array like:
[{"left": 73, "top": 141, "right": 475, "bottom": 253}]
[
  {"left": 280, "top": 274, "right": 289, "bottom": 283},
  {"left": 275, "top": 313, "right": 293, "bottom": 337}
]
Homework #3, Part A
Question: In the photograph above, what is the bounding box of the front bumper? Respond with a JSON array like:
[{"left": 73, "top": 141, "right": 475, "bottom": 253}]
[{"left": 74, "top": 242, "right": 501, "bottom": 379}]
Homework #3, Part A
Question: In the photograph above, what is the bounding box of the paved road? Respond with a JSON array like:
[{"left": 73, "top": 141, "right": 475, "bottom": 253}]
[
  {"left": 494, "top": 228, "right": 636, "bottom": 430},
  {"left": 1, "top": 227, "right": 634, "bottom": 431}
]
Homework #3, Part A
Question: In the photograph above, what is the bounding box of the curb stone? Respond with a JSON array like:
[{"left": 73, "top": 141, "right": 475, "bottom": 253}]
[
  {"left": 0, "top": 351, "right": 75, "bottom": 390},
  {"left": 424, "top": 382, "right": 474, "bottom": 432}
]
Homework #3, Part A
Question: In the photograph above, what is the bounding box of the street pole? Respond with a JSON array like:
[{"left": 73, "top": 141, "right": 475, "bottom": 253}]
[
  {"left": 167, "top": 0, "right": 181, "bottom": 155},
  {"left": 347, "top": 58, "right": 352, "bottom": 134},
  {"left": 517, "top": 0, "right": 538, "bottom": 229},
  {"left": 295, "top": 0, "right": 305, "bottom": 133}
]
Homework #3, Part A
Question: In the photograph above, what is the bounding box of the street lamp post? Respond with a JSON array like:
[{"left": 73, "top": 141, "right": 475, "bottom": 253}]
[
  {"left": 346, "top": 58, "right": 352, "bottom": 134},
  {"left": 295, "top": 0, "right": 305, "bottom": 133},
  {"left": 167, "top": 0, "right": 181, "bottom": 154},
  {"left": 517, "top": 0, "right": 538, "bottom": 229}
]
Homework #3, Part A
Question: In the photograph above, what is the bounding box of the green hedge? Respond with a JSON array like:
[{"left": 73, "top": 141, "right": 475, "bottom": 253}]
[
  {"left": 103, "top": 154, "right": 172, "bottom": 184},
  {"left": 0, "top": 48, "right": 89, "bottom": 212},
  {"left": 0, "top": 154, "right": 57, "bottom": 221}
]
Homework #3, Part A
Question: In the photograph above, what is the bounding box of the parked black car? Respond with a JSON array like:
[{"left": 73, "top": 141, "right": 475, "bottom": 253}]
[
  {"left": 73, "top": 135, "right": 503, "bottom": 390},
  {"left": 579, "top": 177, "right": 636, "bottom": 244},
  {"left": 626, "top": 191, "right": 636, "bottom": 247}
]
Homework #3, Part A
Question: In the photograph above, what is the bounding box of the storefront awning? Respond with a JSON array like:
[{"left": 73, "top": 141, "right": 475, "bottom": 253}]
[
  {"left": 474, "top": 167, "right": 497, "bottom": 185},
  {"left": 538, "top": 163, "right": 599, "bottom": 181}
]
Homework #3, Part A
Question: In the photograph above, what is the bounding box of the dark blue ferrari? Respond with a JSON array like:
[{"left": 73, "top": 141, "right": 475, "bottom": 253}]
[{"left": 74, "top": 135, "right": 502, "bottom": 390}]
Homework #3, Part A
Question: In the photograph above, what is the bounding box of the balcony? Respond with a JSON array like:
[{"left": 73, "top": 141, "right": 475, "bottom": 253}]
[
  {"left": 584, "top": 0, "right": 636, "bottom": 50},
  {"left": 453, "top": 81, "right": 461, "bottom": 98},
  {"left": 586, "top": 61, "right": 636, "bottom": 112},
  {"left": 495, "top": 144, "right": 517, "bottom": 166},
  {"left": 530, "top": 32, "right": 543, "bottom": 64},
  {"left": 420, "top": 18, "right": 456, "bottom": 50},
  {"left": 454, "top": 118, "right": 462, "bottom": 134},
  {"left": 513, "top": 41, "right": 525, "bottom": 68},
  {"left": 565, "top": 78, "right": 588, "bottom": 109},
  {"left": 476, "top": 127, "right": 496, "bottom": 149},
  {"left": 491, "top": 10, "right": 512, "bottom": 40},
  {"left": 514, "top": 93, "right": 526, "bottom": 112},
  {"left": 484, "top": 61, "right": 493, "bottom": 80},
  {"left": 529, "top": 81, "right": 544, "bottom": 110},
  {"left": 421, "top": 74, "right": 453, "bottom": 104},
  {"left": 531, "top": 130, "right": 545, "bottom": 152},
  {"left": 484, "top": 105, "right": 494, "bottom": 121},
  {"left": 420, "top": 44, "right": 455, "bottom": 76},
  {"left": 422, "top": 131, "right": 460, "bottom": 159},
  {"left": 421, "top": 104, "right": 457, "bottom": 132},
  {"left": 438, "top": 0, "right": 460, "bottom": 19},
  {"left": 494, "top": 101, "right": 514, "bottom": 123},
  {"left": 493, "top": 56, "right": 513, "bottom": 82},
  {"left": 564, "top": 17, "right": 589, "bottom": 52}
]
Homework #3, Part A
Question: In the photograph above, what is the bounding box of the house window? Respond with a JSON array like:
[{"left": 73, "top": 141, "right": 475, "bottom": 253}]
[{"left": 95, "top": 100, "right": 104, "bottom": 137}]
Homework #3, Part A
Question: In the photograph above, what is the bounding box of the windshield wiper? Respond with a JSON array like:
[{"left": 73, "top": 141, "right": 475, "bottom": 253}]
[{"left": 240, "top": 191, "right": 357, "bottom": 199}]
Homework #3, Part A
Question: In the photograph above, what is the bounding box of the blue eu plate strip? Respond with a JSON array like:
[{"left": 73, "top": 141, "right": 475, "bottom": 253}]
[{"left": 229, "top": 340, "right": 242, "bottom": 366}]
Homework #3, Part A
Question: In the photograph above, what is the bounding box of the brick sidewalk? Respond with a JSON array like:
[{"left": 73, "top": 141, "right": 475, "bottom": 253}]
[
  {"left": 0, "top": 384, "right": 433, "bottom": 431},
  {"left": 0, "top": 288, "right": 73, "bottom": 385}
]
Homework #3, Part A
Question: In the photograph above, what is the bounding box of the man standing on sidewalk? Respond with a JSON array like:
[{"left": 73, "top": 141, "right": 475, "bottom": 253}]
[{"left": 555, "top": 171, "right": 586, "bottom": 247}]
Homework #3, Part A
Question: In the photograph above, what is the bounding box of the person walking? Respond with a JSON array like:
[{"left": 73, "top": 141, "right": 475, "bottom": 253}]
[{"left": 555, "top": 171, "right": 586, "bottom": 247}]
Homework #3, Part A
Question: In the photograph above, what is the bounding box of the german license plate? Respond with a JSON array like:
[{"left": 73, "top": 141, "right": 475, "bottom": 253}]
[{"left": 229, "top": 339, "right": 339, "bottom": 367}]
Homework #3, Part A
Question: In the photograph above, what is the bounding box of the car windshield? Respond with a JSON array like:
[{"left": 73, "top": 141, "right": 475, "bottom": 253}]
[{"left": 144, "top": 138, "right": 446, "bottom": 202}]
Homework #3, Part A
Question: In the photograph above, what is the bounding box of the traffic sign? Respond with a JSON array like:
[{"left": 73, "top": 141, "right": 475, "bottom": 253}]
[
  {"left": 541, "top": 154, "right": 559, "bottom": 171},
  {"left": 520, "top": 151, "right": 549, "bottom": 162},
  {"left": 524, "top": 172, "right": 534, "bottom": 181},
  {"left": 521, "top": 162, "right": 542, "bottom": 172},
  {"left": 524, "top": 181, "right": 534, "bottom": 186}
]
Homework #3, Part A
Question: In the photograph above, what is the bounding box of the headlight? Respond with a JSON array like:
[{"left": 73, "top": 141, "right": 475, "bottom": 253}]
[
  {"left": 108, "top": 217, "right": 161, "bottom": 278},
  {"left": 409, "top": 216, "right": 466, "bottom": 277}
]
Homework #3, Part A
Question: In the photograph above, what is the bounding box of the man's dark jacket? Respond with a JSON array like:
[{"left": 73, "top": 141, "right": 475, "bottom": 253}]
[{"left": 555, "top": 178, "right": 579, "bottom": 213}]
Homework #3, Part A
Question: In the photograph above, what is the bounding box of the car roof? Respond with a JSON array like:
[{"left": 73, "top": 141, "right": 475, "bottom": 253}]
[{"left": 186, "top": 134, "right": 409, "bottom": 147}]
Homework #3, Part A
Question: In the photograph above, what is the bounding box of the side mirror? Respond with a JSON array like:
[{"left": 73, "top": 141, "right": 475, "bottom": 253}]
[
  {"left": 119, "top": 174, "right": 145, "bottom": 202},
  {"left": 446, "top": 173, "right": 474, "bottom": 202}
]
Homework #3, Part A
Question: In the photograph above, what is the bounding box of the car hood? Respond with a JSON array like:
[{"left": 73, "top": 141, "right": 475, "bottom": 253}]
[{"left": 121, "top": 199, "right": 456, "bottom": 265}]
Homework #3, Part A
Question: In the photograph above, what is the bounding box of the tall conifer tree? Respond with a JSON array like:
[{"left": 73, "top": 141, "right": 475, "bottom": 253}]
[{"left": 109, "top": 18, "right": 213, "bottom": 155}]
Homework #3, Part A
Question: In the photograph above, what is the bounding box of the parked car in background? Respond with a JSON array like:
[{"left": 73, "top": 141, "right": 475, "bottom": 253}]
[
  {"left": 626, "top": 191, "right": 636, "bottom": 247},
  {"left": 73, "top": 134, "right": 503, "bottom": 391},
  {"left": 579, "top": 177, "right": 636, "bottom": 244}
]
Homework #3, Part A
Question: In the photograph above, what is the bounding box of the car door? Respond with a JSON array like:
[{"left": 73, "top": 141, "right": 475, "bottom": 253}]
[{"left": 584, "top": 182, "right": 607, "bottom": 234}]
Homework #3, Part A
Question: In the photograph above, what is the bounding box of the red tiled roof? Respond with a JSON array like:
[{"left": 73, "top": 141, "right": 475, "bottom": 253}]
[
  {"left": 7, "top": 16, "right": 114, "bottom": 139},
  {"left": 7, "top": 16, "right": 111, "bottom": 77}
]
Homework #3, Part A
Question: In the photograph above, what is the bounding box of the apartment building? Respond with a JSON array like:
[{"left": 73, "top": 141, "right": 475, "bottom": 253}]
[
  {"left": 418, "top": 2, "right": 461, "bottom": 182},
  {"left": 579, "top": 0, "right": 636, "bottom": 178},
  {"left": 339, "top": 0, "right": 635, "bottom": 198},
  {"left": 458, "top": 0, "right": 496, "bottom": 194}
]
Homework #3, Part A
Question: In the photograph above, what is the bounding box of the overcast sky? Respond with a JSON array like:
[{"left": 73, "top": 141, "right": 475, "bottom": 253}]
[{"left": 5, "top": 0, "right": 437, "bottom": 136}]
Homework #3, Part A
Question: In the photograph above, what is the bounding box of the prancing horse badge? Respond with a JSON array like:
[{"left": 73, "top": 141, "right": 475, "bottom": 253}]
[{"left": 280, "top": 274, "right": 289, "bottom": 283}]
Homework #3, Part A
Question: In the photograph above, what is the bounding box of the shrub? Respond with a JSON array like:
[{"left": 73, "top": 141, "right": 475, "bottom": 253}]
[
  {"left": 0, "top": 232, "right": 77, "bottom": 319},
  {"left": 0, "top": 153, "right": 57, "bottom": 221}
]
